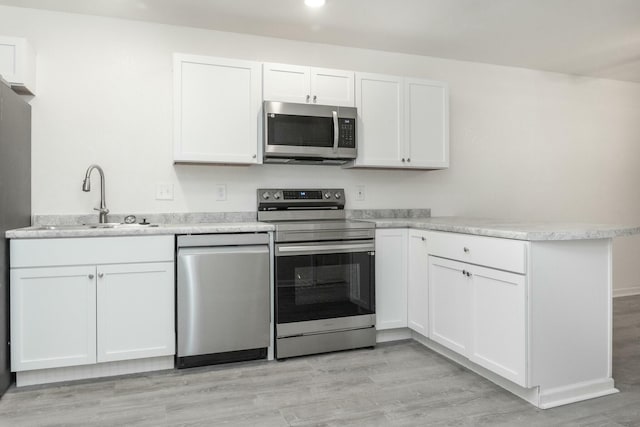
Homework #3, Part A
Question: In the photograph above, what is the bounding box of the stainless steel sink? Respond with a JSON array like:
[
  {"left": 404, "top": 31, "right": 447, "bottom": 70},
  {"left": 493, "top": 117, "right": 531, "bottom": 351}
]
[
  {"left": 35, "top": 223, "right": 159, "bottom": 230},
  {"left": 88, "top": 222, "right": 123, "bottom": 228}
]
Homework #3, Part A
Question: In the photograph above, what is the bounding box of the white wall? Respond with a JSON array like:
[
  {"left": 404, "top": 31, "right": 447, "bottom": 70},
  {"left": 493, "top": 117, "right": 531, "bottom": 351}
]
[{"left": 1, "top": 6, "right": 639, "bottom": 293}]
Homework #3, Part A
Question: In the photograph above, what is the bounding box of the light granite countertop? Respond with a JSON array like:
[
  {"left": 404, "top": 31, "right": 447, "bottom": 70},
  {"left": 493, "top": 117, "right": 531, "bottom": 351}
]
[
  {"left": 363, "top": 217, "right": 640, "bottom": 241},
  {"left": 6, "top": 213, "right": 640, "bottom": 241},
  {"left": 5, "top": 222, "right": 274, "bottom": 239}
]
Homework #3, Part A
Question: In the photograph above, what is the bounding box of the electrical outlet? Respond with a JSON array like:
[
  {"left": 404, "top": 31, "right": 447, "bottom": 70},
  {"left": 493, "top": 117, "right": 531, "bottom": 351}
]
[
  {"left": 215, "top": 184, "right": 227, "bottom": 201},
  {"left": 355, "top": 185, "right": 366, "bottom": 201},
  {"left": 156, "top": 184, "right": 174, "bottom": 200}
]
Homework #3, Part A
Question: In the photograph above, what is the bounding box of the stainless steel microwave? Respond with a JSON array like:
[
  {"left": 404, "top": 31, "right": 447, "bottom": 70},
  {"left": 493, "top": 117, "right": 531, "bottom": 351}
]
[{"left": 263, "top": 101, "right": 357, "bottom": 165}]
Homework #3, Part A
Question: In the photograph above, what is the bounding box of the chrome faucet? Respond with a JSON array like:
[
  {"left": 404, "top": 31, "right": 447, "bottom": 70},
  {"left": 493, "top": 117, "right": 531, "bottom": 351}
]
[{"left": 82, "top": 164, "right": 109, "bottom": 223}]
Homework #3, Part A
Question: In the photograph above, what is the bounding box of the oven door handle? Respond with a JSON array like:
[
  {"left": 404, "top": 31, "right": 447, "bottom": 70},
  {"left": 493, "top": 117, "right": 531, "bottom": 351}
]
[{"left": 276, "top": 242, "right": 374, "bottom": 256}]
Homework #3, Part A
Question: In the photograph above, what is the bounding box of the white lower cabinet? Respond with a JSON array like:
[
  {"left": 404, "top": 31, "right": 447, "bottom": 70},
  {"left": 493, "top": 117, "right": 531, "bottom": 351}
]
[
  {"left": 469, "top": 264, "right": 526, "bottom": 386},
  {"left": 407, "top": 229, "right": 429, "bottom": 336},
  {"left": 428, "top": 255, "right": 527, "bottom": 386},
  {"left": 375, "top": 229, "right": 407, "bottom": 330},
  {"left": 428, "top": 257, "right": 469, "bottom": 355},
  {"left": 97, "top": 262, "right": 175, "bottom": 363},
  {"left": 10, "top": 266, "right": 97, "bottom": 371},
  {"left": 10, "top": 236, "right": 175, "bottom": 373}
]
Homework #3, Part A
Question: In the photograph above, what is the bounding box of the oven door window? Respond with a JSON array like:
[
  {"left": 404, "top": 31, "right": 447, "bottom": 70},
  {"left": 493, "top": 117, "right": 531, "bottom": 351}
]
[
  {"left": 276, "top": 251, "right": 374, "bottom": 324},
  {"left": 268, "top": 114, "right": 334, "bottom": 147}
]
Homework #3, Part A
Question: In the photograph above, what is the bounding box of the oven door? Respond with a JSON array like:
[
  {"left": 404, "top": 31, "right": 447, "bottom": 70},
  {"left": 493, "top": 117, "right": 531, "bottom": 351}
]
[{"left": 275, "top": 240, "right": 375, "bottom": 326}]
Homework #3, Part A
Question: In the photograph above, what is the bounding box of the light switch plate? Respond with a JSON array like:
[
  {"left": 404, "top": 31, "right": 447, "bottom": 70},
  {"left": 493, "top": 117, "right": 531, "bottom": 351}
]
[
  {"left": 355, "top": 185, "right": 366, "bottom": 201},
  {"left": 156, "top": 184, "right": 174, "bottom": 200}
]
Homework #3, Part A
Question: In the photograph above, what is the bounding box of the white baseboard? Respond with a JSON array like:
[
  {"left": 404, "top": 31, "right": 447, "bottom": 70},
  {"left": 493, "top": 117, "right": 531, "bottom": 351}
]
[
  {"left": 613, "top": 287, "right": 640, "bottom": 298},
  {"left": 376, "top": 328, "right": 412, "bottom": 343},
  {"left": 16, "top": 356, "right": 174, "bottom": 387}
]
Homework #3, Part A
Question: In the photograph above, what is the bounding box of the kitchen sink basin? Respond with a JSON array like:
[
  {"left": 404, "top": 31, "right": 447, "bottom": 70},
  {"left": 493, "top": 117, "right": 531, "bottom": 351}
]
[{"left": 35, "top": 223, "right": 159, "bottom": 230}]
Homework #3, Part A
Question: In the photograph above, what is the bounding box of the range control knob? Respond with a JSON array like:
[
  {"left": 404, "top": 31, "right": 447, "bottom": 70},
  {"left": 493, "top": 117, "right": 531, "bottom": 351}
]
[
  {"left": 324, "top": 192, "right": 331, "bottom": 199},
  {"left": 273, "top": 192, "right": 281, "bottom": 200},
  {"left": 334, "top": 192, "right": 342, "bottom": 199},
  {"left": 262, "top": 192, "right": 270, "bottom": 200}
]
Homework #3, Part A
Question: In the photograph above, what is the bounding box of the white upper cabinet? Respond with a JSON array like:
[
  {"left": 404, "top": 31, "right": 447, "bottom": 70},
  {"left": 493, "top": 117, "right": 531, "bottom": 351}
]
[
  {"left": 263, "top": 63, "right": 355, "bottom": 107},
  {"left": 347, "top": 73, "right": 449, "bottom": 170},
  {"left": 309, "top": 67, "right": 355, "bottom": 107},
  {"left": 352, "top": 73, "right": 404, "bottom": 167},
  {"left": 0, "top": 36, "right": 36, "bottom": 95},
  {"left": 263, "top": 63, "right": 310, "bottom": 104},
  {"left": 173, "top": 54, "right": 262, "bottom": 165},
  {"left": 404, "top": 78, "right": 449, "bottom": 168}
]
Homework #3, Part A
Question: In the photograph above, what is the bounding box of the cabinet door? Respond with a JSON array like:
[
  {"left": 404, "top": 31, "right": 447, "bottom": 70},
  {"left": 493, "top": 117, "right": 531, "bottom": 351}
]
[
  {"left": 354, "top": 73, "right": 404, "bottom": 167},
  {"left": 407, "top": 230, "right": 429, "bottom": 336},
  {"left": 404, "top": 78, "right": 449, "bottom": 168},
  {"left": 263, "top": 62, "right": 311, "bottom": 104},
  {"left": 375, "top": 229, "right": 407, "bottom": 330},
  {"left": 310, "top": 67, "right": 355, "bottom": 107},
  {"left": 10, "top": 266, "right": 97, "bottom": 371},
  {"left": 0, "top": 36, "right": 36, "bottom": 95},
  {"left": 174, "top": 54, "right": 261, "bottom": 164},
  {"left": 97, "top": 262, "right": 175, "bottom": 363},
  {"left": 428, "top": 256, "right": 468, "bottom": 355},
  {"left": 469, "top": 265, "right": 527, "bottom": 386}
]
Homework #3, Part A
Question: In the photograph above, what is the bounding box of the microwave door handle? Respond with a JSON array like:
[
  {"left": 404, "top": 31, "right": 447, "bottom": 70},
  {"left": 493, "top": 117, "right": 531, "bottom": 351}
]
[{"left": 332, "top": 110, "right": 339, "bottom": 153}]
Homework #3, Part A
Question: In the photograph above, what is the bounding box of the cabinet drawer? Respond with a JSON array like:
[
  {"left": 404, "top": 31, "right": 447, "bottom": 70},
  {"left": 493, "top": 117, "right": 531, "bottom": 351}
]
[
  {"left": 11, "top": 236, "right": 174, "bottom": 268},
  {"left": 426, "top": 231, "right": 528, "bottom": 274}
]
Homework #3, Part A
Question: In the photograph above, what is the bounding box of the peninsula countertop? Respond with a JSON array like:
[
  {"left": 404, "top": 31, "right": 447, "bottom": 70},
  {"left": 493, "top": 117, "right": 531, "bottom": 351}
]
[{"left": 361, "top": 216, "right": 640, "bottom": 241}]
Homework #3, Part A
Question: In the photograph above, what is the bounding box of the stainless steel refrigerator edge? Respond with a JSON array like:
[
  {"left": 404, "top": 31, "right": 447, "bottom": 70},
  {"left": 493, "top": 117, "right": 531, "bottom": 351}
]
[{"left": 0, "top": 81, "right": 31, "bottom": 396}]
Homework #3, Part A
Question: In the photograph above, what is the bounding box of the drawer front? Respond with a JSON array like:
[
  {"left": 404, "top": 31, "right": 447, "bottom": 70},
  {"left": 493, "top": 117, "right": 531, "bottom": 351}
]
[
  {"left": 426, "top": 231, "right": 528, "bottom": 274},
  {"left": 11, "top": 236, "right": 175, "bottom": 268}
]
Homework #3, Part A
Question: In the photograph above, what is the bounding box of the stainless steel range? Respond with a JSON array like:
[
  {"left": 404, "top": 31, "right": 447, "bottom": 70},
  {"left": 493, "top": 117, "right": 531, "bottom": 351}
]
[{"left": 258, "top": 188, "right": 376, "bottom": 359}]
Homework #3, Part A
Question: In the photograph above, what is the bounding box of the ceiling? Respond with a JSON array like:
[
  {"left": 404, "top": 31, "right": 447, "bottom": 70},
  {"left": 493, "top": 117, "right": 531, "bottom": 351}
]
[{"left": 1, "top": 0, "right": 640, "bottom": 83}]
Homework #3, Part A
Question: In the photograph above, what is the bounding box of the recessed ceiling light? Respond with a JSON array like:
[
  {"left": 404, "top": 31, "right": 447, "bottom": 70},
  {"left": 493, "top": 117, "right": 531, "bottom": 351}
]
[{"left": 305, "top": 0, "right": 326, "bottom": 8}]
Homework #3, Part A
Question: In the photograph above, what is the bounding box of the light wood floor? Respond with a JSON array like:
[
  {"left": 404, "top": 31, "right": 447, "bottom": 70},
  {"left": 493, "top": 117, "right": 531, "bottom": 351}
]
[{"left": 1, "top": 295, "right": 639, "bottom": 426}]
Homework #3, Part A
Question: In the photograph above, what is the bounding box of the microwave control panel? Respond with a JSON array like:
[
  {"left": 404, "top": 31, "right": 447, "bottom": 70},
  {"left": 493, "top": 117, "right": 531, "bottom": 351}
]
[{"left": 338, "top": 118, "right": 355, "bottom": 148}]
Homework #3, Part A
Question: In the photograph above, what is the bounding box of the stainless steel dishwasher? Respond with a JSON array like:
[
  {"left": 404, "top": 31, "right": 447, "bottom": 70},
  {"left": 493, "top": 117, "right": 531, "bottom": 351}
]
[{"left": 176, "top": 233, "right": 270, "bottom": 368}]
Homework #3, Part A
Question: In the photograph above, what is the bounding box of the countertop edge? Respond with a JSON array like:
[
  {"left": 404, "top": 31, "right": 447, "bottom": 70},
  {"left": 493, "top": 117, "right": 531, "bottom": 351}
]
[
  {"left": 7, "top": 218, "right": 640, "bottom": 241},
  {"left": 6, "top": 223, "right": 275, "bottom": 239},
  {"left": 360, "top": 218, "right": 640, "bottom": 241}
]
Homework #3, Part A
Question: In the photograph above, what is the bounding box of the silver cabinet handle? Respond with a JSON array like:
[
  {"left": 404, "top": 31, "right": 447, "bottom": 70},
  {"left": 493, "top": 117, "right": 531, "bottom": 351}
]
[
  {"left": 252, "top": 154, "right": 257, "bottom": 159},
  {"left": 88, "top": 274, "right": 94, "bottom": 280},
  {"left": 332, "top": 110, "right": 339, "bottom": 153},
  {"left": 306, "top": 94, "right": 310, "bottom": 103},
  {"left": 463, "top": 247, "right": 470, "bottom": 253},
  {"left": 401, "top": 158, "right": 405, "bottom": 162},
  {"left": 313, "top": 95, "right": 317, "bottom": 103},
  {"left": 98, "top": 272, "right": 104, "bottom": 278},
  {"left": 421, "top": 236, "right": 426, "bottom": 241},
  {"left": 462, "top": 270, "right": 466, "bottom": 276},
  {"left": 466, "top": 271, "right": 472, "bottom": 277},
  {"left": 407, "top": 158, "right": 411, "bottom": 162}
]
